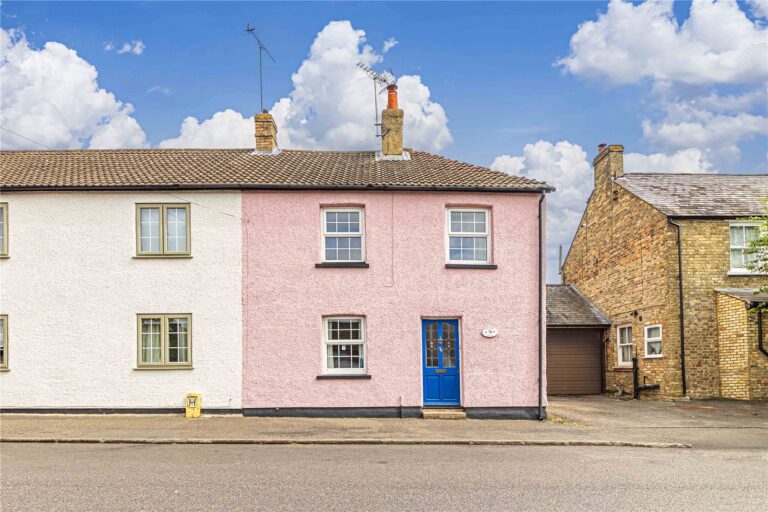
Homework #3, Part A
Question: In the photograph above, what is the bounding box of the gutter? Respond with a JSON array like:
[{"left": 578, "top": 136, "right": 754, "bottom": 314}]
[
  {"left": 669, "top": 220, "right": 687, "bottom": 397},
  {"left": 0, "top": 183, "right": 555, "bottom": 194},
  {"left": 538, "top": 193, "right": 545, "bottom": 421}
]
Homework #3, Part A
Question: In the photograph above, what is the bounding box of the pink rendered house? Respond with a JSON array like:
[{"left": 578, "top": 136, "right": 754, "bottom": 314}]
[{"left": 242, "top": 87, "right": 553, "bottom": 419}]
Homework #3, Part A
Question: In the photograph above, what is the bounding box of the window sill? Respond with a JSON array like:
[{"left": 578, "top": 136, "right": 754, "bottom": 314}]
[
  {"left": 133, "top": 255, "right": 193, "bottom": 259},
  {"left": 613, "top": 366, "right": 633, "bottom": 372},
  {"left": 644, "top": 355, "right": 663, "bottom": 359},
  {"left": 0, "top": 255, "right": 8, "bottom": 259},
  {"left": 0, "top": 368, "right": 9, "bottom": 372},
  {"left": 315, "top": 262, "right": 369, "bottom": 268},
  {"left": 445, "top": 263, "right": 497, "bottom": 270},
  {"left": 727, "top": 271, "right": 767, "bottom": 277},
  {"left": 133, "top": 366, "right": 194, "bottom": 370},
  {"left": 316, "top": 374, "right": 371, "bottom": 380}
]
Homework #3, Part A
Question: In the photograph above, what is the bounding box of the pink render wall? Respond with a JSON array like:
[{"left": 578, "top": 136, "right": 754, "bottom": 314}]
[{"left": 242, "top": 190, "right": 546, "bottom": 409}]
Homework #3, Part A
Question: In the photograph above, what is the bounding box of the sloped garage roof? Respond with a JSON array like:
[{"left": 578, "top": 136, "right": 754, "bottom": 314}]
[{"left": 547, "top": 285, "right": 611, "bottom": 327}]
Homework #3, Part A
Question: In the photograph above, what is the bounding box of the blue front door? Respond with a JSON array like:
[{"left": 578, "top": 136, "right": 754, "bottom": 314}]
[{"left": 422, "top": 319, "right": 461, "bottom": 406}]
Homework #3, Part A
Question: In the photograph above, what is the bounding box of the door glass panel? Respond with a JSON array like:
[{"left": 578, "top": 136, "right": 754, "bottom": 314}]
[
  {"left": 425, "top": 323, "right": 439, "bottom": 368},
  {"left": 442, "top": 322, "right": 456, "bottom": 367}
]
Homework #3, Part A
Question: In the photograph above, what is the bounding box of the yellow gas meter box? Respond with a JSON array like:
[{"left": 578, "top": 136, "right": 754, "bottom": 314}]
[{"left": 185, "top": 393, "right": 201, "bottom": 418}]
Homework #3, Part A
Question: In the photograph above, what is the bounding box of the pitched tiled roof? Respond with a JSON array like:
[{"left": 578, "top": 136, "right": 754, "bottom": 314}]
[
  {"left": 715, "top": 288, "right": 768, "bottom": 304},
  {"left": 0, "top": 149, "right": 552, "bottom": 192},
  {"left": 546, "top": 284, "right": 611, "bottom": 327},
  {"left": 615, "top": 173, "right": 767, "bottom": 217}
]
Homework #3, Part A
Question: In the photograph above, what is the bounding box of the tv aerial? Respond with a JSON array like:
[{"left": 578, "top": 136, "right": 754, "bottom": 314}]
[
  {"left": 357, "top": 63, "right": 395, "bottom": 138},
  {"left": 245, "top": 24, "right": 277, "bottom": 113}
]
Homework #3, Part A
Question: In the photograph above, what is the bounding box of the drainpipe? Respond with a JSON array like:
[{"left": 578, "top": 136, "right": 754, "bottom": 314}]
[
  {"left": 757, "top": 307, "right": 767, "bottom": 357},
  {"left": 538, "top": 193, "right": 545, "bottom": 420},
  {"left": 669, "top": 220, "right": 687, "bottom": 397}
]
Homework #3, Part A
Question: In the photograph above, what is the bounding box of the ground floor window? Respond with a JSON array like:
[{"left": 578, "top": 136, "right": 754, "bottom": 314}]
[
  {"left": 323, "top": 317, "right": 365, "bottom": 374},
  {"left": 0, "top": 315, "right": 7, "bottom": 369},
  {"left": 137, "top": 314, "right": 192, "bottom": 368},
  {"left": 617, "top": 325, "right": 633, "bottom": 366},
  {"left": 644, "top": 324, "right": 663, "bottom": 358}
]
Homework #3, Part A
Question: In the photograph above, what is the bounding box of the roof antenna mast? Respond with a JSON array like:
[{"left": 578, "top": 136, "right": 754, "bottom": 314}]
[
  {"left": 357, "top": 63, "right": 395, "bottom": 138},
  {"left": 245, "top": 24, "right": 276, "bottom": 113}
]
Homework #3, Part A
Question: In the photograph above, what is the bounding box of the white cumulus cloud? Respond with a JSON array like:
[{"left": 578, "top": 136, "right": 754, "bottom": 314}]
[
  {"left": 382, "top": 37, "right": 398, "bottom": 53},
  {"left": 158, "top": 109, "right": 253, "bottom": 148},
  {"left": 624, "top": 148, "right": 715, "bottom": 173},
  {"left": 161, "top": 21, "right": 451, "bottom": 151},
  {"left": 557, "top": 0, "right": 768, "bottom": 85},
  {"left": 746, "top": 0, "right": 768, "bottom": 18},
  {"left": 641, "top": 112, "right": 767, "bottom": 165},
  {"left": 0, "top": 28, "right": 147, "bottom": 150},
  {"left": 492, "top": 141, "right": 593, "bottom": 282},
  {"left": 105, "top": 39, "right": 145, "bottom": 56},
  {"left": 491, "top": 141, "right": 717, "bottom": 281}
]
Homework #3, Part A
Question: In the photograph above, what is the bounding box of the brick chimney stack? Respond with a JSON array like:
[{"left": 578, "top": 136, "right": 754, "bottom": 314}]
[
  {"left": 254, "top": 111, "right": 278, "bottom": 154},
  {"left": 381, "top": 84, "right": 404, "bottom": 157},
  {"left": 593, "top": 144, "right": 624, "bottom": 191}
]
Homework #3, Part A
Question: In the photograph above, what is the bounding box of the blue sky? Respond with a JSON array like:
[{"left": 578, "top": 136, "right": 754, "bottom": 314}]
[{"left": 2, "top": 1, "right": 767, "bottom": 280}]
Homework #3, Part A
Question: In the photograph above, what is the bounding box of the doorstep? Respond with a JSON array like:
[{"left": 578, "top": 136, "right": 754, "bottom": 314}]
[{"left": 421, "top": 407, "right": 467, "bottom": 420}]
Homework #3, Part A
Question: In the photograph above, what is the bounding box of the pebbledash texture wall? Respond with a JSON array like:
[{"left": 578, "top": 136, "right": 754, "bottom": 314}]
[
  {"left": 242, "top": 190, "right": 545, "bottom": 415},
  {"left": 0, "top": 191, "right": 243, "bottom": 410}
]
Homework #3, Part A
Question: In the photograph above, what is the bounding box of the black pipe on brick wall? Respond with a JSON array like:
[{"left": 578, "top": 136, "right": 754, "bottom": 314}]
[{"left": 669, "top": 220, "right": 687, "bottom": 396}]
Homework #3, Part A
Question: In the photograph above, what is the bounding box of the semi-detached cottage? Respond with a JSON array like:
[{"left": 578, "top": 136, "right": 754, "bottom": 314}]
[
  {"left": 0, "top": 86, "right": 553, "bottom": 418},
  {"left": 563, "top": 144, "right": 767, "bottom": 400}
]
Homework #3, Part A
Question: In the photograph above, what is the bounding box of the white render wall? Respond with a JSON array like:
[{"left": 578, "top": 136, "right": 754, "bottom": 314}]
[{"left": 0, "top": 191, "right": 242, "bottom": 409}]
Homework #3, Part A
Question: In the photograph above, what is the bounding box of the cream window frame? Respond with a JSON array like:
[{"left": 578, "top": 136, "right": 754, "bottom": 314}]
[
  {"left": 135, "top": 204, "right": 191, "bottom": 256},
  {"left": 321, "top": 207, "right": 366, "bottom": 263},
  {"left": 0, "top": 203, "right": 8, "bottom": 257},
  {"left": 644, "top": 324, "right": 663, "bottom": 358},
  {"left": 728, "top": 221, "right": 761, "bottom": 274},
  {"left": 136, "top": 314, "right": 193, "bottom": 369},
  {"left": 617, "top": 324, "right": 633, "bottom": 367},
  {"left": 0, "top": 315, "right": 8, "bottom": 370},
  {"left": 446, "top": 207, "right": 492, "bottom": 264},
  {"left": 322, "top": 316, "right": 366, "bottom": 375}
]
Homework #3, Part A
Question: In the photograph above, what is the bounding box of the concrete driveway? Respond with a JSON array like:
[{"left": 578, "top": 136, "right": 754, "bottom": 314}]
[{"left": 547, "top": 395, "right": 767, "bottom": 449}]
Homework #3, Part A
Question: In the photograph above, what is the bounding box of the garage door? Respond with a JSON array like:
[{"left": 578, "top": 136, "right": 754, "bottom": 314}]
[{"left": 547, "top": 328, "right": 602, "bottom": 395}]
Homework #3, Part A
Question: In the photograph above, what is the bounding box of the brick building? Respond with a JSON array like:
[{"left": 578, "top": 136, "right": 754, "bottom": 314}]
[{"left": 562, "top": 144, "right": 767, "bottom": 399}]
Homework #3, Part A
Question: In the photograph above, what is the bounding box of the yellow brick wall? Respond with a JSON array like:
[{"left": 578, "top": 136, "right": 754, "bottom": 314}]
[
  {"left": 717, "top": 293, "right": 751, "bottom": 399},
  {"left": 717, "top": 293, "right": 768, "bottom": 400},
  {"left": 676, "top": 220, "right": 767, "bottom": 398},
  {"left": 563, "top": 147, "right": 680, "bottom": 398},
  {"left": 563, "top": 147, "right": 767, "bottom": 399}
]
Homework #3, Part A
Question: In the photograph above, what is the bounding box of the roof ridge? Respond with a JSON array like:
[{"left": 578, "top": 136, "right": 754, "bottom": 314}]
[{"left": 622, "top": 172, "right": 768, "bottom": 177}]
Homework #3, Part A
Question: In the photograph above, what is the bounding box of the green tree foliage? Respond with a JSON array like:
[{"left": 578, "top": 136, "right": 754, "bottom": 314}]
[{"left": 746, "top": 198, "right": 768, "bottom": 311}]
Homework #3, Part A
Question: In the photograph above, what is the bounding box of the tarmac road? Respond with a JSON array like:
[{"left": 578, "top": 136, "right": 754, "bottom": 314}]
[{"left": 2, "top": 443, "right": 766, "bottom": 511}]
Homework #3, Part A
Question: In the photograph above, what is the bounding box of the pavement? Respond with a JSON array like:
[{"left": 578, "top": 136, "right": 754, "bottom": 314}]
[
  {"left": 2, "top": 444, "right": 767, "bottom": 511},
  {"left": 1, "top": 396, "right": 766, "bottom": 450}
]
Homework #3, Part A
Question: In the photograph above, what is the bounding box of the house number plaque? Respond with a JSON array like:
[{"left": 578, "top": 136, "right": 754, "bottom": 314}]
[{"left": 481, "top": 327, "right": 498, "bottom": 338}]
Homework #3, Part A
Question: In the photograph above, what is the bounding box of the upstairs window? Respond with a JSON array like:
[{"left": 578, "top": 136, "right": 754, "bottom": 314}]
[
  {"left": 617, "top": 325, "right": 633, "bottom": 366},
  {"left": 136, "top": 204, "right": 190, "bottom": 256},
  {"left": 644, "top": 324, "right": 663, "bottom": 358},
  {"left": 137, "top": 314, "right": 192, "bottom": 368},
  {"left": 322, "top": 208, "right": 365, "bottom": 262},
  {"left": 323, "top": 317, "right": 366, "bottom": 375},
  {"left": 446, "top": 208, "right": 491, "bottom": 264},
  {"left": 0, "top": 203, "right": 7, "bottom": 257},
  {"left": 729, "top": 223, "right": 760, "bottom": 273}
]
